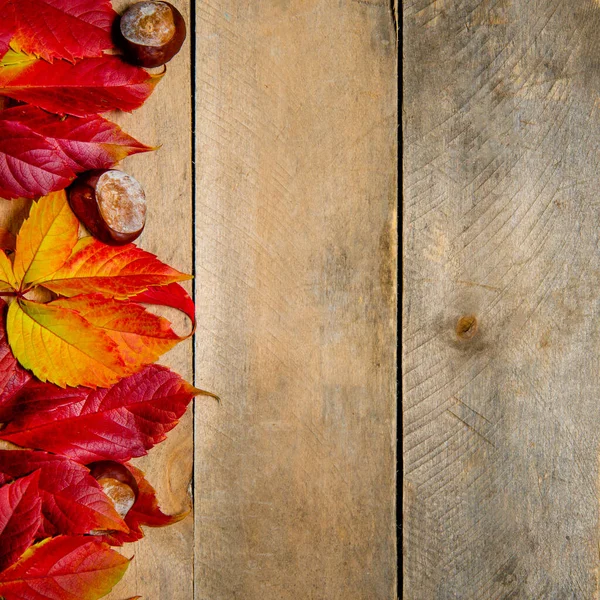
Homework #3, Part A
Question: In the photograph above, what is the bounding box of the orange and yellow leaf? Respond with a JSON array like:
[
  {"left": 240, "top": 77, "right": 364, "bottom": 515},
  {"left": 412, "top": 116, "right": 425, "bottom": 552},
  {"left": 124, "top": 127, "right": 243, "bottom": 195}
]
[
  {"left": 38, "top": 236, "right": 190, "bottom": 299},
  {"left": 53, "top": 294, "right": 184, "bottom": 367},
  {"left": 6, "top": 298, "right": 126, "bottom": 388},
  {"left": 14, "top": 190, "right": 79, "bottom": 288},
  {"left": 0, "top": 536, "right": 130, "bottom": 600}
]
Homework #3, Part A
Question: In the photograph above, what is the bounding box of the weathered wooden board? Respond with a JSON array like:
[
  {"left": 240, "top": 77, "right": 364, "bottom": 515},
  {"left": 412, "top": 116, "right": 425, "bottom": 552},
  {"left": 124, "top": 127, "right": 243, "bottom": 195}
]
[
  {"left": 105, "top": 0, "right": 194, "bottom": 597},
  {"left": 403, "top": 0, "right": 600, "bottom": 597},
  {"left": 194, "top": 1, "right": 397, "bottom": 599}
]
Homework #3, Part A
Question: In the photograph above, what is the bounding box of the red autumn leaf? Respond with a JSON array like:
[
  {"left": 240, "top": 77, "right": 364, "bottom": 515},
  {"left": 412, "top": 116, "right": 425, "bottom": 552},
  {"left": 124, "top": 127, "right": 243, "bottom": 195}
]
[
  {"left": 132, "top": 282, "right": 196, "bottom": 331},
  {"left": 0, "top": 106, "right": 152, "bottom": 199},
  {"left": 0, "top": 0, "right": 115, "bottom": 63},
  {"left": 0, "top": 106, "right": 152, "bottom": 171},
  {"left": 0, "top": 300, "right": 31, "bottom": 420},
  {"left": 0, "top": 379, "right": 86, "bottom": 420},
  {"left": 0, "top": 450, "right": 128, "bottom": 536},
  {"left": 0, "top": 536, "right": 130, "bottom": 600},
  {"left": 0, "top": 471, "right": 41, "bottom": 571},
  {"left": 0, "top": 51, "right": 161, "bottom": 117},
  {"left": 0, "top": 364, "right": 202, "bottom": 462},
  {"left": 99, "top": 463, "right": 187, "bottom": 546},
  {"left": 0, "top": 118, "right": 73, "bottom": 199}
]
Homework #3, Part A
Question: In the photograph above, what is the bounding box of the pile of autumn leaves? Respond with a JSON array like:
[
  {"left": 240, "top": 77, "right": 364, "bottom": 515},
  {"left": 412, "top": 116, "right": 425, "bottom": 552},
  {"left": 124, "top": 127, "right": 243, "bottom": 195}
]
[{"left": 0, "top": 1, "right": 203, "bottom": 599}]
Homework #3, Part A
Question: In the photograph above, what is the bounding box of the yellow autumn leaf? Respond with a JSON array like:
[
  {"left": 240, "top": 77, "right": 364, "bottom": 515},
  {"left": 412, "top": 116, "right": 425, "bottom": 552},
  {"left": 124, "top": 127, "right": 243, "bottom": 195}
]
[
  {"left": 6, "top": 298, "right": 128, "bottom": 388},
  {"left": 0, "top": 250, "right": 17, "bottom": 292},
  {"left": 14, "top": 190, "right": 79, "bottom": 289}
]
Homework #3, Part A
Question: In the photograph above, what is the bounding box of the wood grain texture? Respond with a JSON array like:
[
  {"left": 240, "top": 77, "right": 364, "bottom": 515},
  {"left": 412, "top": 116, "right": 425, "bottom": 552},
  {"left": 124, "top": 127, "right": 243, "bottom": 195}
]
[
  {"left": 403, "top": 0, "right": 600, "bottom": 597},
  {"left": 194, "top": 1, "right": 397, "bottom": 599},
  {"left": 106, "top": 0, "right": 194, "bottom": 597}
]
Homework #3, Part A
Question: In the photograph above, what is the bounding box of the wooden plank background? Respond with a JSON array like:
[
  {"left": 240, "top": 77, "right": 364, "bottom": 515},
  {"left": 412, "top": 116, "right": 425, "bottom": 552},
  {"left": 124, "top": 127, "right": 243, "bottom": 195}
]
[
  {"left": 194, "top": 1, "right": 397, "bottom": 598},
  {"left": 403, "top": 0, "right": 600, "bottom": 597},
  {"left": 104, "top": 0, "right": 397, "bottom": 598}
]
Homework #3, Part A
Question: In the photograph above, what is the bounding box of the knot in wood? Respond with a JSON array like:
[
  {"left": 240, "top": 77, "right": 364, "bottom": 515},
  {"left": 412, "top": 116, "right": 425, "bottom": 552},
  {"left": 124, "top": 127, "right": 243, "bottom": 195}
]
[{"left": 456, "top": 315, "right": 478, "bottom": 340}]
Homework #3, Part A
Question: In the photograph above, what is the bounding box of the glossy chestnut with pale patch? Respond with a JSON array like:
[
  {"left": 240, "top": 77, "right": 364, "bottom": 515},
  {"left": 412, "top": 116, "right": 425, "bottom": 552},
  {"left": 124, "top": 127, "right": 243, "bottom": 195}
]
[
  {"left": 68, "top": 169, "right": 147, "bottom": 245},
  {"left": 89, "top": 461, "right": 139, "bottom": 519},
  {"left": 118, "top": 1, "right": 186, "bottom": 68}
]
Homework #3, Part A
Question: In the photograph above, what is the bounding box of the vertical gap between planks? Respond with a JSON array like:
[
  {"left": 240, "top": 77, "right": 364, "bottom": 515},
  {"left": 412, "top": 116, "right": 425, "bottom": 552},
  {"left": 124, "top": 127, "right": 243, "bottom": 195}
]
[{"left": 190, "top": 0, "right": 198, "bottom": 596}]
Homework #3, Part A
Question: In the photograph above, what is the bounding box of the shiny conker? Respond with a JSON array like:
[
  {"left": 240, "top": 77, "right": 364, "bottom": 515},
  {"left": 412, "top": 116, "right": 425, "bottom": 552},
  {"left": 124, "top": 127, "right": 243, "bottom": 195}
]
[
  {"left": 118, "top": 1, "right": 186, "bottom": 68},
  {"left": 89, "top": 461, "right": 139, "bottom": 519},
  {"left": 68, "top": 169, "right": 147, "bottom": 246}
]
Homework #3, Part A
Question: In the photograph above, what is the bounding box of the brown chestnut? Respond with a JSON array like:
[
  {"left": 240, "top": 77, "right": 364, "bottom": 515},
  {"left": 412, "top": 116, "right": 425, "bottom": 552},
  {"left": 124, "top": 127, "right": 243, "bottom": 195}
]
[
  {"left": 98, "top": 477, "right": 137, "bottom": 518},
  {"left": 68, "top": 169, "right": 147, "bottom": 246},
  {"left": 89, "top": 461, "right": 139, "bottom": 519},
  {"left": 118, "top": 1, "right": 186, "bottom": 68},
  {"left": 88, "top": 461, "right": 139, "bottom": 491}
]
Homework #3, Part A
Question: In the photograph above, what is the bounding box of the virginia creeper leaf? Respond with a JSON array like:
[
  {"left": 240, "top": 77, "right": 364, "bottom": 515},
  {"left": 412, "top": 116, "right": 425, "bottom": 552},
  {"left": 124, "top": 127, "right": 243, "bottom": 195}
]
[
  {"left": 131, "top": 282, "right": 196, "bottom": 330},
  {"left": 38, "top": 236, "right": 191, "bottom": 299},
  {"left": 0, "top": 51, "right": 161, "bottom": 117},
  {"left": 0, "top": 300, "right": 31, "bottom": 419},
  {"left": 0, "top": 450, "right": 128, "bottom": 536},
  {"left": 101, "top": 463, "right": 187, "bottom": 546},
  {"left": 6, "top": 297, "right": 128, "bottom": 388},
  {"left": 14, "top": 190, "right": 79, "bottom": 287},
  {"left": 6, "top": 295, "right": 188, "bottom": 388},
  {"left": 0, "top": 119, "right": 73, "bottom": 199},
  {"left": 4, "top": 192, "right": 192, "bottom": 387},
  {"left": 0, "top": 106, "right": 152, "bottom": 199},
  {"left": 0, "top": 471, "right": 41, "bottom": 571},
  {"left": 0, "top": 536, "right": 130, "bottom": 600},
  {"left": 0, "top": 364, "right": 202, "bottom": 462},
  {"left": 52, "top": 294, "right": 184, "bottom": 365},
  {"left": 0, "top": 0, "right": 116, "bottom": 63}
]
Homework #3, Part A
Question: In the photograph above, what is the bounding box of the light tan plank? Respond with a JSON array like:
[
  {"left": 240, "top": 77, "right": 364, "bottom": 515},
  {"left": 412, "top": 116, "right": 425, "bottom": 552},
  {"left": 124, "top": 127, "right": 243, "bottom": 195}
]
[
  {"left": 194, "top": 1, "right": 397, "bottom": 598},
  {"left": 105, "top": 0, "right": 193, "bottom": 598}
]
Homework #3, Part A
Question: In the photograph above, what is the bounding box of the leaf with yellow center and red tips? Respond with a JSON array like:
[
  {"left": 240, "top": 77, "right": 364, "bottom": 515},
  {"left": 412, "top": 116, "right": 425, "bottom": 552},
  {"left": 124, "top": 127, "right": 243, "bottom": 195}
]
[
  {"left": 6, "top": 297, "right": 127, "bottom": 388},
  {"left": 2, "top": 191, "right": 192, "bottom": 387},
  {"left": 37, "top": 236, "right": 191, "bottom": 300}
]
